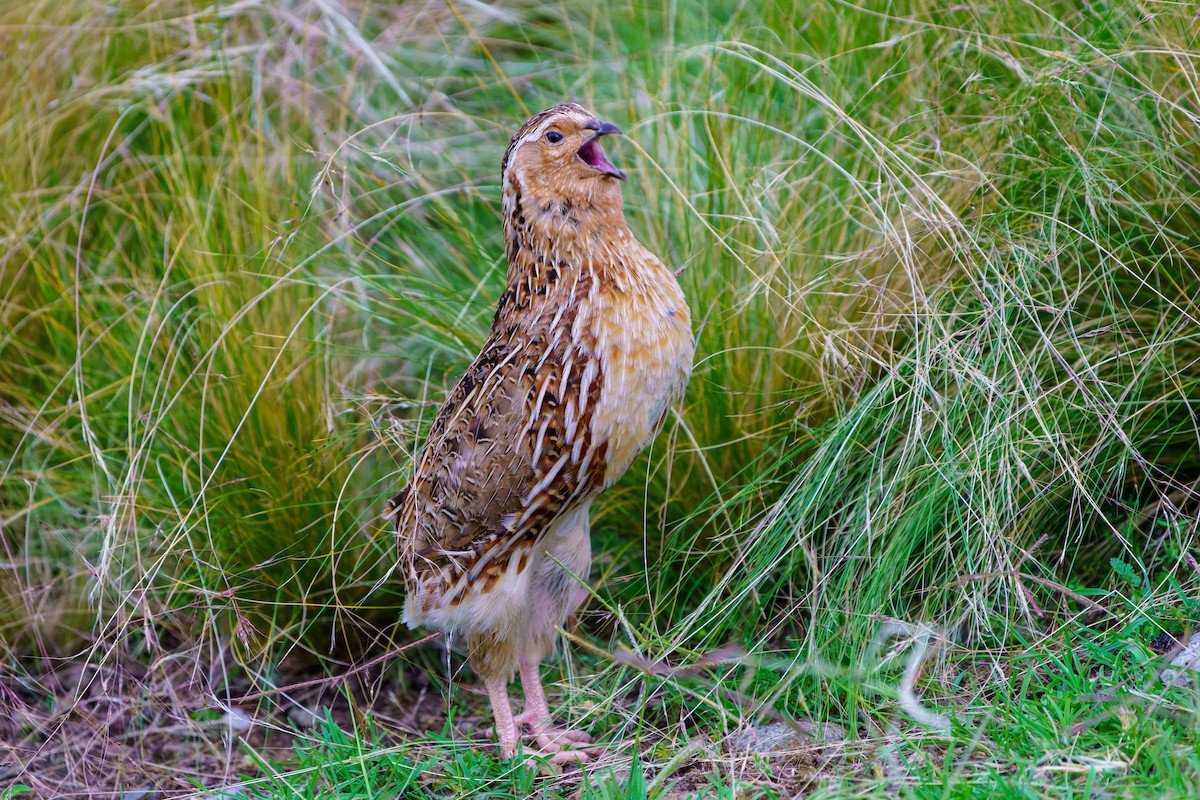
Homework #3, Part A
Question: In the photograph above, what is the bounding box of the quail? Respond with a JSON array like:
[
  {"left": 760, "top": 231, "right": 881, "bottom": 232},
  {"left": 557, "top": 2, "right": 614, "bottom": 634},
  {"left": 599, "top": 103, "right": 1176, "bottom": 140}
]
[{"left": 389, "top": 103, "right": 693, "bottom": 762}]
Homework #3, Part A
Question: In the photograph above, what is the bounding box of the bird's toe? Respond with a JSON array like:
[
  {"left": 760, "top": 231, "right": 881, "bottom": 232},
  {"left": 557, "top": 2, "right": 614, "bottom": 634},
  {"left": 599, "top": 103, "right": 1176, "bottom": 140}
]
[
  {"left": 532, "top": 727, "right": 598, "bottom": 754},
  {"left": 546, "top": 747, "right": 595, "bottom": 765},
  {"left": 524, "top": 744, "right": 598, "bottom": 767}
]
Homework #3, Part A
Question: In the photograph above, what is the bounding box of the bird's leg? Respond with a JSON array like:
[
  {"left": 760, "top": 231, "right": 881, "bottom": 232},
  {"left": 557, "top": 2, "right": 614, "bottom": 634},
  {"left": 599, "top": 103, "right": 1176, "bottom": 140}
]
[
  {"left": 513, "top": 656, "right": 595, "bottom": 757},
  {"left": 483, "top": 675, "right": 520, "bottom": 760},
  {"left": 512, "top": 656, "right": 551, "bottom": 732}
]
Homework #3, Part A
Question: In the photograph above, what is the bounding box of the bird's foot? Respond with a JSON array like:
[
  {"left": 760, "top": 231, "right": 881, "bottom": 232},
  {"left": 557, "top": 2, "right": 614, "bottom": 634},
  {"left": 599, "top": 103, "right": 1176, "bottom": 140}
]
[
  {"left": 510, "top": 718, "right": 596, "bottom": 763},
  {"left": 513, "top": 712, "right": 594, "bottom": 747},
  {"left": 500, "top": 737, "right": 598, "bottom": 766},
  {"left": 533, "top": 726, "right": 594, "bottom": 747},
  {"left": 526, "top": 726, "right": 599, "bottom": 764}
]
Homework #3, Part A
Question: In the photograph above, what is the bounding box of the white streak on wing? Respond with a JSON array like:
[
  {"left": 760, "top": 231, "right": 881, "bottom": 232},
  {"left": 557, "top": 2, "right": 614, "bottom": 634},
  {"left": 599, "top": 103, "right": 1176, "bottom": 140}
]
[
  {"left": 547, "top": 285, "right": 573, "bottom": 333},
  {"left": 559, "top": 353, "right": 574, "bottom": 395},
  {"left": 564, "top": 395, "right": 578, "bottom": 443},
  {"left": 579, "top": 360, "right": 598, "bottom": 410},
  {"left": 561, "top": 356, "right": 578, "bottom": 441},
  {"left": 438, "top": 384, "right": 479, "bottom": 431},
  {"left": 521, "top": 451, "right": 572, "bottom": 508},
  {"left": 523, "top": 360, "right": 551, "bottom": 442},
  {"left": 531, "top": 414, "right": 553, "bottom": 468},
  {"left": 572, "top": 436, "right": 590, "bottom": 472},
  {"left": 539, "top": 325, "right": 566, "bottom": 369},
  {"left": 533, "top": 367, "right": 553, "bottom": 414},
  {"left": 481, "top": 345, "right": 521, "bottom": 388}
]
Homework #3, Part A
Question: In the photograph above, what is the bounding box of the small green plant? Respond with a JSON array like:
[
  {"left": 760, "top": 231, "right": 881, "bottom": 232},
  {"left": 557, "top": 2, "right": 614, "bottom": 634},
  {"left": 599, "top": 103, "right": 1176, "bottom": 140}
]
[
  {"left": 1110, "top": 558, "right": 1143, "bottom": 590},
  {"left": 581, "top": 753, "right": 649, "bottom": 800},
  {"left": 242, "top": 712, "right": 423, "bottom": 799}
]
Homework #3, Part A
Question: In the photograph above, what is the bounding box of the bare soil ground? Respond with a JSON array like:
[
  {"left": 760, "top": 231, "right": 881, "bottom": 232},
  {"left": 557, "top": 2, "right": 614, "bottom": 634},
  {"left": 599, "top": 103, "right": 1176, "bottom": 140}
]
[{"left": 1, "top": 650, "right": 445, "bottom": 796}]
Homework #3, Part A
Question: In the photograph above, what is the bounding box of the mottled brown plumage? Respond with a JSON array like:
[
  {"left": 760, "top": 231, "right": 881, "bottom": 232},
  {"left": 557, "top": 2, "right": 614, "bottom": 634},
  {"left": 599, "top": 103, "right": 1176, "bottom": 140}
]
[{"left": 389, "top": 103, "right": 693, "bottom": 762}]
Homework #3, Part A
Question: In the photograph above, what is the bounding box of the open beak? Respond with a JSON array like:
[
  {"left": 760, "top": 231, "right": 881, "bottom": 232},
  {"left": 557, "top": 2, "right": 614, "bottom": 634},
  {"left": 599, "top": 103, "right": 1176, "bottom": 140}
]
[{"left": 577, "top": 119, "right": 626, "bottom": 180}]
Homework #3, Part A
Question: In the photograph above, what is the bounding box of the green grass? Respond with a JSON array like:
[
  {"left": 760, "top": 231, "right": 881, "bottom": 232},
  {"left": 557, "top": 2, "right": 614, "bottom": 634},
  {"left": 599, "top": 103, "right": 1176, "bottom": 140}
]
[{"left": 2, "top": 0, "right": 1199, "bottom": 796}]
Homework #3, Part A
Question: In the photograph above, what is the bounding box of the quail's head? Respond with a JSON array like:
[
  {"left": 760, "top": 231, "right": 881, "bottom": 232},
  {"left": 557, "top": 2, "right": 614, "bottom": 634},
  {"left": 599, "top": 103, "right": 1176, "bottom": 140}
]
[{"left": 502, "top": 103, "right": 626, "bottom": 212}]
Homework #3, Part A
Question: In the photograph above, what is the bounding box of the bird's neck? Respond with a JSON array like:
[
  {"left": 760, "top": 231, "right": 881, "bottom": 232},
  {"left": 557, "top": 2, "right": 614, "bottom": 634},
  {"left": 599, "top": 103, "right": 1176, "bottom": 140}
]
[{"left": 501, "top": 186, "right": 639, "bottom": 288}]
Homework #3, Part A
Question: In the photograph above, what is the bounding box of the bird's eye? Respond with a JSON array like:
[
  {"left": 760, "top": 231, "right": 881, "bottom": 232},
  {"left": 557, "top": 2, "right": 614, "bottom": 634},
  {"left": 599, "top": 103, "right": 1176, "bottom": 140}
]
[{"left": 545, "top": 130, "right": 563, "bottom": 144}]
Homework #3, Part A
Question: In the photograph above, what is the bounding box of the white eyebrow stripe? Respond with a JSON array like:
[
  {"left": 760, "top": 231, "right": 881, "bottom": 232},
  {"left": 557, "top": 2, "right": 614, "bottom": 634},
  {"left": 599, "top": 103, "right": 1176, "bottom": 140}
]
[{"left": 526, "top": 110, "right": 591, "bottom": 144}]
